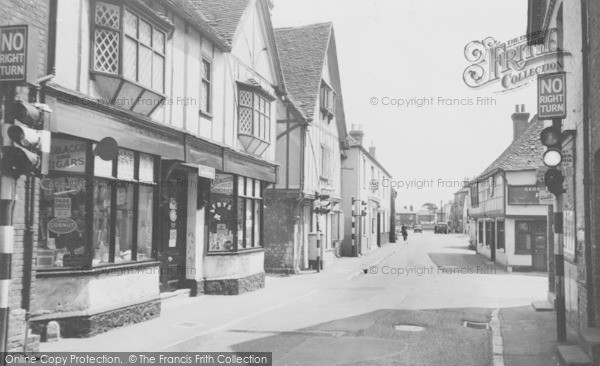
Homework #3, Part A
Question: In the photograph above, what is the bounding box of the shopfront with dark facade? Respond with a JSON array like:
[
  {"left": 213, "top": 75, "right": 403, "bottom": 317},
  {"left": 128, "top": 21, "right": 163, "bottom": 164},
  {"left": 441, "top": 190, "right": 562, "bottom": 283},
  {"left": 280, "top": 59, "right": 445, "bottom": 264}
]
[{"left": 30, "top": 85, "right": 276, "bottom": 338}]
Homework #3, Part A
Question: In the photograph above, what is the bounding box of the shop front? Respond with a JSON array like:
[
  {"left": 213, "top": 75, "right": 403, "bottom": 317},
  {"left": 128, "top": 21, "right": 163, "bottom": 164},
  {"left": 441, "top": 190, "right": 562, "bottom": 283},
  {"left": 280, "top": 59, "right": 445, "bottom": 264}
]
[{"left": 32, "top": 133, "right": 163, "bottom": 338}]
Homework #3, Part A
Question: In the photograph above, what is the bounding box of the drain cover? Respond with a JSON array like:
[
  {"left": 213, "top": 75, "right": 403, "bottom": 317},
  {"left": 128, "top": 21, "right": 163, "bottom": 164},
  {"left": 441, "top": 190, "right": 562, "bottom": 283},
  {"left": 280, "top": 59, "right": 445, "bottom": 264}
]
[
  {"left": 463, "top": 321, "right": 489, "bottom": 330},
  {"left": 393, "top": 324, "right": 425, "bottom": 332},
  {"left": 176, "top": 321, "right": 201, "bottom": 328}
]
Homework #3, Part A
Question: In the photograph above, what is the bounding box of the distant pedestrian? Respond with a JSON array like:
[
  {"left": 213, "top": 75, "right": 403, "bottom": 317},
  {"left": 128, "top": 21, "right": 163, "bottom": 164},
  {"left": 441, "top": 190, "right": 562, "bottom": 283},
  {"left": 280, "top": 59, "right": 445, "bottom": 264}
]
[{"left": 401, "top": 225, "right": 408, "bottom": 241}]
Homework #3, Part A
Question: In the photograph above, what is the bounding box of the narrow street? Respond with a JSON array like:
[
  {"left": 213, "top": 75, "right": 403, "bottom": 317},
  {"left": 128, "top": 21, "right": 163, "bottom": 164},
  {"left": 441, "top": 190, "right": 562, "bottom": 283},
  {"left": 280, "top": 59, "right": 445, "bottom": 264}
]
[{"left": 43, "top": 232, "right": 550, "bottom": 365}]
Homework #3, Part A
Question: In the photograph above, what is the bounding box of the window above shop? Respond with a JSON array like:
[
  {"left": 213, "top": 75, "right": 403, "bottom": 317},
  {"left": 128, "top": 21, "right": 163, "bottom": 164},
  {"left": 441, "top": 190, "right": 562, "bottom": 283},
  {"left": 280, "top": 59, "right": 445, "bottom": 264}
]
[
  {"left": 320, "top": 81, "right": 335, "bottom": 121},
  {"left": 237, "top": 83, "right": 274, "bottom": 157},
  {"left": 91, "top": 1, "right": 173, "bottom": 116}
]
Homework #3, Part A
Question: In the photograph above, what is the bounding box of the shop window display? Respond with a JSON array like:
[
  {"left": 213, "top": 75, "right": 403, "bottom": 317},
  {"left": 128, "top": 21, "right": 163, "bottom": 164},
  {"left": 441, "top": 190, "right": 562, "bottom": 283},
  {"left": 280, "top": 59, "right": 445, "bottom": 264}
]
[{"left": 38, "top": 135, "right": 157, "bottom": 269}]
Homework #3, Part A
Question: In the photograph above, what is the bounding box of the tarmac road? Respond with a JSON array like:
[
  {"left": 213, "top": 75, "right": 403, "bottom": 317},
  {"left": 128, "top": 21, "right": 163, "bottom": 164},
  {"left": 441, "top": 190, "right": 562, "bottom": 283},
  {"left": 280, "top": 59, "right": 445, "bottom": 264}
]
[{"left": 168, "top": 231, "right": 548, "bottom": 365}]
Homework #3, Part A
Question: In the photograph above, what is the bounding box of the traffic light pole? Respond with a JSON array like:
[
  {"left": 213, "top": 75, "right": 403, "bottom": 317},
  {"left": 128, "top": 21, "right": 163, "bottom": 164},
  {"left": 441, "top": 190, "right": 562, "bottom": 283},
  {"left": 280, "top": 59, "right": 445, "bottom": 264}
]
[{"left": 0, "top": 87, "right": 16, "bottom": 355}]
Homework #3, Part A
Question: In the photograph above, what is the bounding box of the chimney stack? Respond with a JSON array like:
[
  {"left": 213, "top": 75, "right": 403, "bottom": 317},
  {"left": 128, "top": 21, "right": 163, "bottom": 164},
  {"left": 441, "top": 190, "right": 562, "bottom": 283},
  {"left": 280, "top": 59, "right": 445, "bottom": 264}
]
[
  {"left": 368, "top": 141, "right": 376, "bottom": 158},
  {"left": 511, "top": 104, "right": 530, "bottom": 141},
  {"left": 410, "top": 205, "right": 413, "bottom": 212},
  {"left": 349, "top": 124, "right": 364, "bottom": 146}
]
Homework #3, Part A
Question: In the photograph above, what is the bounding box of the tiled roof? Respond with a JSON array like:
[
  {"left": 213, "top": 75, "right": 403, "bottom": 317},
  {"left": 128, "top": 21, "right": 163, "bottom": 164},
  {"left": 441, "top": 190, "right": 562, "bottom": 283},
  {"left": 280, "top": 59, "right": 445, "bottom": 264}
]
[
  {"left": 190, "top": 0, "right": 251, "bottom": 46},
  {"left": 274, "top": 23, "right": 333, "bottom": 120},
  {"left": 161, "top": 0, "right": 230, "bottom": 50},
  {"left": 477, "top": 115, "right": 544, "bottom": 179}
]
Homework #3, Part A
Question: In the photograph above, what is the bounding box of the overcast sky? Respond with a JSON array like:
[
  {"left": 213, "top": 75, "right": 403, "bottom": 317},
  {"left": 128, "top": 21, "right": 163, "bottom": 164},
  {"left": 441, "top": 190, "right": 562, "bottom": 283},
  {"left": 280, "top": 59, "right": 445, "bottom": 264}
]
[{"left": 271, "top": 0, "right": 537, "bottom": 211}]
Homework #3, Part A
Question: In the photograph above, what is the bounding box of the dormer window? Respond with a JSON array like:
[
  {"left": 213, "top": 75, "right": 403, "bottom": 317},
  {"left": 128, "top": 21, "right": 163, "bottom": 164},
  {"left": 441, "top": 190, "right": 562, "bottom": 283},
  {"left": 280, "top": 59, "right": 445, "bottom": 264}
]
[
  {"left": 91, "top": 1, "right": 173, "bottom": 116},
  {"left": 320, "top": 82, "right": 335, "bottom": 121}
]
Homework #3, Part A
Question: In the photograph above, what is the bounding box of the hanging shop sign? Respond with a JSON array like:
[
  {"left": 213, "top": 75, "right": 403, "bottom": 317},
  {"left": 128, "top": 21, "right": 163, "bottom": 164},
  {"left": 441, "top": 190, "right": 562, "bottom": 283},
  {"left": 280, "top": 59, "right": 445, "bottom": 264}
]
[{"left": 0, "top": 25, "right": 39, "bottom": 85}]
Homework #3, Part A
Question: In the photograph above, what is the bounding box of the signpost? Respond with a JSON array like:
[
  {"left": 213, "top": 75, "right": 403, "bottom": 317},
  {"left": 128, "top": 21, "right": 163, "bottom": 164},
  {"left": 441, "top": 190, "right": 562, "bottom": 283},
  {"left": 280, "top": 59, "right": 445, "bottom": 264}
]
[
  {"left": 0, "top": 25, "right": 38, "bottom": 85},
  {"left": 538, "top": 72, "right": 566, "bottom": 119}
]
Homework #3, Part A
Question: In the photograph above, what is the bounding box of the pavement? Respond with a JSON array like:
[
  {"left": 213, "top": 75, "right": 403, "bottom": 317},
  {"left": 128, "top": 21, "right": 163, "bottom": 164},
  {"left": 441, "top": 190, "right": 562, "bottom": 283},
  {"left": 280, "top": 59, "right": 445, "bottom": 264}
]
[{"left": 41, "top": 232, "right": 562, "bottom": 365}]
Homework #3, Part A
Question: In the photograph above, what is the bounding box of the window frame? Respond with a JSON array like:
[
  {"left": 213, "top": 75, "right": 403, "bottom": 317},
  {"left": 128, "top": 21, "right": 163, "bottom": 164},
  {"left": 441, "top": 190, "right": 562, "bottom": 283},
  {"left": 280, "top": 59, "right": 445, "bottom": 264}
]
[
  {"left": 206, "top": 175, "right": 264, "bottom": 253},
  {"left": 200, "top": 58, "right": 212, "bottom": 116},
  {"left": 496, "top": 219, "right": 505, "bottom": 251}
]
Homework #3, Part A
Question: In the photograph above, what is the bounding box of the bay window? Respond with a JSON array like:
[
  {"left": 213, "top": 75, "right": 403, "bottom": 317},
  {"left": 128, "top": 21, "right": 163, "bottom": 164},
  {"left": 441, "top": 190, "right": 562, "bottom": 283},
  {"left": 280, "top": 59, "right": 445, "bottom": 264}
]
[
  {"left": 91, "top": 1, "right": 172, "bottom": 116},
  {"left": 237, "top": 85, "right": 273, "bottom": 156}
]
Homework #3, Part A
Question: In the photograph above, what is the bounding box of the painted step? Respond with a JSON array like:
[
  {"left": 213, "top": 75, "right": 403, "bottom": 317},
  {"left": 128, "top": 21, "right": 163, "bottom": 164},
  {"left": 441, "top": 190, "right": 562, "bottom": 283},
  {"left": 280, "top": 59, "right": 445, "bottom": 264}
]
[
  {"left": 579, "top": 327, "right": 600, "bottom": 364},
  {"left": 557, "top": 345, "right": 593, "bottom": 366}
]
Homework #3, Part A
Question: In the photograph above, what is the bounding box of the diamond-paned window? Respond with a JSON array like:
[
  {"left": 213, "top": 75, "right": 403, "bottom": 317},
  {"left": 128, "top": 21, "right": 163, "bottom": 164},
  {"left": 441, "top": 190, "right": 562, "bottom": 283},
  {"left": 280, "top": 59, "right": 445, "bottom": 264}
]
[
  {"left": 94, "top": 28, "right": 119, "bottom": 74},
  {"left": 237, "top": 87, "right": 271, "bottom": 141},
  {"left": 95, "top": 2, "right": 120, "bottom": 29},
  {"left": 239, "top": 108, "right": 252, "bottom": 134},
  {"left": 92, "top": 2, "right": 166, "bottom": 93}
]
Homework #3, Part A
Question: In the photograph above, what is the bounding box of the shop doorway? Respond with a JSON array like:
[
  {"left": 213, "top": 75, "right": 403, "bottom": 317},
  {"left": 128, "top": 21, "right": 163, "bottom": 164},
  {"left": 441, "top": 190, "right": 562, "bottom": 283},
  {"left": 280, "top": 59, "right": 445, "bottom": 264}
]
[
  {"left": 159, "top": 169, "right": 188, "bottom": 292},
  {"left": 531, "top": 220, "right": 548, "bottom": 271}
]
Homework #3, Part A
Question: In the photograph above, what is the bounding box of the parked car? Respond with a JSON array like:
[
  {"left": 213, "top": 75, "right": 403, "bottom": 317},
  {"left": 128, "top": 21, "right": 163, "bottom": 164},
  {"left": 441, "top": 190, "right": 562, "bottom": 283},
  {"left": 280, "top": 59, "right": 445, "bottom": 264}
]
[
  {"left": 414, "top": 225, "right": 423, "bottom": 233},
  {"left": 434, "top": 222, "right": 448, "bottom": 234}
]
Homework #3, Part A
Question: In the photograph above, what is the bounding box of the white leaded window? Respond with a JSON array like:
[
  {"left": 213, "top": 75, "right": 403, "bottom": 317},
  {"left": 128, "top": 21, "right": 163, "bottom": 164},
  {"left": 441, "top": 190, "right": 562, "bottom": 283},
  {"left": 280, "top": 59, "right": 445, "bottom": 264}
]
[
  {"left": 92, "top": 1, "right": 166, "bottom": 93},
  {"left": 238, "top": 88, "right": 271, "bottom": 142}
]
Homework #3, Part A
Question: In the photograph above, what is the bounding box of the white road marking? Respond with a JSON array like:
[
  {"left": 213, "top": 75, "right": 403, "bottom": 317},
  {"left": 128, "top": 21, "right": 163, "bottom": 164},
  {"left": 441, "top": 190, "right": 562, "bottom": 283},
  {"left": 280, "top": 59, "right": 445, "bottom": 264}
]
[{"left": 162, "top": 290, "right": 318, "bottom": 350}]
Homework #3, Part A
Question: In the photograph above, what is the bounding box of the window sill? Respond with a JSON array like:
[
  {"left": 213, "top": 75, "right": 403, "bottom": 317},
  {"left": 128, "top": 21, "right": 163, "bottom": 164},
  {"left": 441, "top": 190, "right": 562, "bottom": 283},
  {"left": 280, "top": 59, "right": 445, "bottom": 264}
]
[
  {"left": 199, "top": 110, "right": 213, "bottom": 120},
  {"left": 206, "top": 247, "right": 264, "bottom": 256},
  {"left": 36, "top": 260, "right": 160, "bottom": 278}
]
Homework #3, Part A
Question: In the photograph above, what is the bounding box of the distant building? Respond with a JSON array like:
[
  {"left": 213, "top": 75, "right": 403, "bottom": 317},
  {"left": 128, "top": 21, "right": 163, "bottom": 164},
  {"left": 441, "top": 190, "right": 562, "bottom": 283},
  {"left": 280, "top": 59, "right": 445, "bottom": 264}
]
[
  {"left": 340, "top": 126, "right": 393, "bottom": 256},
  {"left": 468, "top": 106, "right": 548, "bottom": 271}
]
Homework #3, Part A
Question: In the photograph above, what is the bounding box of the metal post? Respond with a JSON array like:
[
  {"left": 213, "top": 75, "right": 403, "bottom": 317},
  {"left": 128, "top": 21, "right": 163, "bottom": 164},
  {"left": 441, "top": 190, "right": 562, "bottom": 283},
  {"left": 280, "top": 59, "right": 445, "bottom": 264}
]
[
  {"left": 555, "top": 190, "right": 566, "bottom": 342},
  {"left": 316, "top": 214, "right": 320, "bottom": 273},
  {"left": 0, "top": 88, "right": 15, "bottom": 355},
  {"left": 0, "top": 190, "right": 13, "bottom": 354},
  {"left": 351, "top": 198, "right": 356, "bottom": 257}
]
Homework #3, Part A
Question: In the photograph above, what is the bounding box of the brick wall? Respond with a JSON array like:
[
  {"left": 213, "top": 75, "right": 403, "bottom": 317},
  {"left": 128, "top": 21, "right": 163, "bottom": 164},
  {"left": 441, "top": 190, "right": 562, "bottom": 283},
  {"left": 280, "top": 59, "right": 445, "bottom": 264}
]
[{"left": 0, "top": 0, "right": 49, "bottom": 352}]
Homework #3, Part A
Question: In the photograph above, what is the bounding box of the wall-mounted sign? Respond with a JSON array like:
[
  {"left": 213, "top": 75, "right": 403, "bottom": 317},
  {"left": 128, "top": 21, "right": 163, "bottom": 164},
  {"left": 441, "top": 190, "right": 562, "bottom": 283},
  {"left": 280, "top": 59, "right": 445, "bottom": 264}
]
[
  {"left": 211, "top": 173, "right": 234, "bottom": 195},
  {"left": 139, "top": 153, "right": 155, "bottom": 182},
  {"left": 507, "top": 185, "right": 545, "bottom": 205},
  {"left": 50, "top": 138, "right": 87, "bottom": 173},
  {"left": 48, "top": 217, "right": 77, "bottom": 234},
  {"left": 0, "top": 25, "right": 39, "bottom": 84},
  {"left": 198, "top": 164, "right": 216, "bottom": 179},
  {"left": 538, "top": 72, "right": 566, "bottom": 120}
]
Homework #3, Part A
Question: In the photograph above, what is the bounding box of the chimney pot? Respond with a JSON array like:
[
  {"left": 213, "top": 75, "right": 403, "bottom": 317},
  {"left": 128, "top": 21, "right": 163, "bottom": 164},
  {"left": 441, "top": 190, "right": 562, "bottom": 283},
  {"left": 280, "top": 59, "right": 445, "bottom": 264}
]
[{"left": 511, "top": 105, "right": 530, "bottom": 141}]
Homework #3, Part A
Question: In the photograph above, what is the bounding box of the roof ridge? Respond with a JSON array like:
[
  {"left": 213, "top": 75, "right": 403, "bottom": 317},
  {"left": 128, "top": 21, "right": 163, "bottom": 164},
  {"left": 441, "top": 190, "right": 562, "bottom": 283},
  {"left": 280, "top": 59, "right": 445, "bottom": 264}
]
[{"left": 274, "top": 22, "right": 333, "bottom": 32}]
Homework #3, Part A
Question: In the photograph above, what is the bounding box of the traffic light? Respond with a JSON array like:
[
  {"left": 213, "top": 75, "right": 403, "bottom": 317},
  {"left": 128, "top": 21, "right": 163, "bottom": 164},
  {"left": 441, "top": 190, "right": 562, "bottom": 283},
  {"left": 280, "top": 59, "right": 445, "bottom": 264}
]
[
  {"left": 1, "top": 101, "right": 50, "bottom": 176},
  {"left": 540, "top": 124, "right": 563, "bottom": 195}
]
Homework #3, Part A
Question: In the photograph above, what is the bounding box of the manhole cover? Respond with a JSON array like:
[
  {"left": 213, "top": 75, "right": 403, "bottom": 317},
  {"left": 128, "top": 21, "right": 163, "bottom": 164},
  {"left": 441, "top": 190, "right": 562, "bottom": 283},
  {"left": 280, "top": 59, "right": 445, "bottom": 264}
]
[
  {"left": 463, "top": 321, "right": 489, "bottom": 330},
  {"left": 393, "top": 324, "right": 425, "bottom": 332},
  {"left": 176, "top": 321, "right": 201, "bottom": 328}
]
